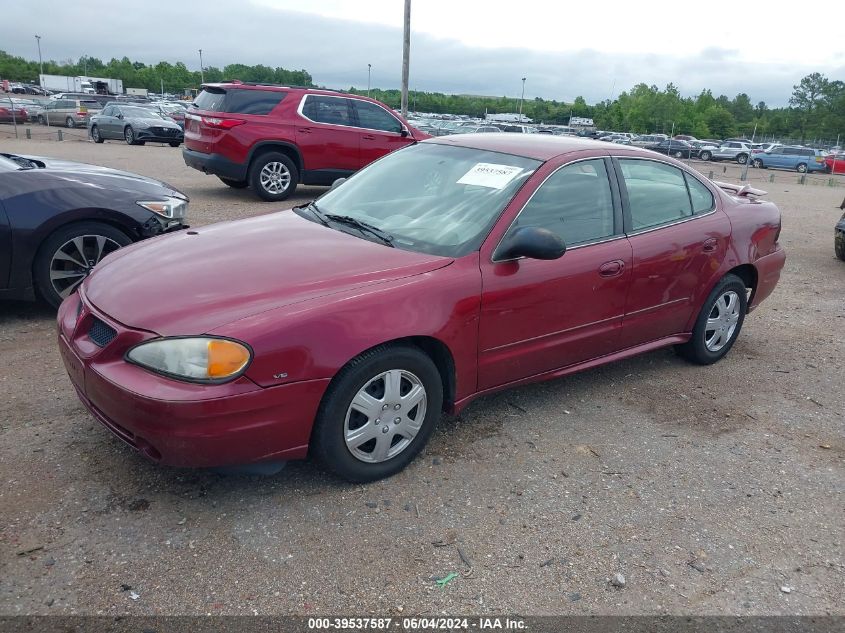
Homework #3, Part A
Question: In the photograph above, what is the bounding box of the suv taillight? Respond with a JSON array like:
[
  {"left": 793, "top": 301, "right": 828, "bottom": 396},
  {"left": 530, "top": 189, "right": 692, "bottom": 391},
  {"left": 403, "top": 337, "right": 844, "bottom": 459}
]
[{"left": 201, "top": 116, "right": 245, "bottom": 130}]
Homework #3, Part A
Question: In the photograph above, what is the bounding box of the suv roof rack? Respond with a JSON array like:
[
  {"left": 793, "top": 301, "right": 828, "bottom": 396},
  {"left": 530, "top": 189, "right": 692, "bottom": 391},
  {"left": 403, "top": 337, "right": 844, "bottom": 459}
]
[{"left": 207, "top": 80, "right": 319, "bottom": 90}]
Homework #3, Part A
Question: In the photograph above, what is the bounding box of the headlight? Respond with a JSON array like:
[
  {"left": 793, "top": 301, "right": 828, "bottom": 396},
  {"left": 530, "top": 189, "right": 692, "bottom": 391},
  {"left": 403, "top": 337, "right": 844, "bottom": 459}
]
[
  {"left": 136, "top": 197, "right": 188, "bottom": 219},
  {"left": 126, "top": 337, "right": 252, "bottom": 383}
]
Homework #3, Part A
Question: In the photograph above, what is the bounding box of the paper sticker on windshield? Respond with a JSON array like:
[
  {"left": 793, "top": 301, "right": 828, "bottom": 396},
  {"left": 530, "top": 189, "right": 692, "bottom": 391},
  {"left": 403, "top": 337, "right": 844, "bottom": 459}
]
[{"left": 457, "top": 163, "right": 523, "bottom": 189}]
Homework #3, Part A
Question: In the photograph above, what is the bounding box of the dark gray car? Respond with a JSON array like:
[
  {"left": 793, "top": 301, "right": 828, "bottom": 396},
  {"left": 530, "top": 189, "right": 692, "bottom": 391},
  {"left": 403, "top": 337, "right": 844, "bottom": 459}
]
[{"left": 88, "top": 104, "right": 184, "bottom": 146}]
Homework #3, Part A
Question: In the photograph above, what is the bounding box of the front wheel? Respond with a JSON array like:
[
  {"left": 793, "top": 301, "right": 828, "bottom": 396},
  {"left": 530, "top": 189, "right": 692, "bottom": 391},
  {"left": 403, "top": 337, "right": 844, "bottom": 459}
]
[
  {"left": 752, "top": 158, "right": 763, "bottom": 168},
  {"left": 124, "top": 126, "right": 136, "bottom": 145},
  {"left": 676, "top": 274, "right": 747, "bottom": 365},
  {"left": 249, "top": 152, "right": 298, "bottom": 201},
  {"left": 835, "top": 232, "right": 845, "bottom": 261},
  {"left": 311, "top": 345, "right": 443, "bottom": 482},
  {"left": 91, "top": 125, "right": 104, "bottom": 143},
  {"left": 673, "top": 150, "right": 684, "bottom": 158},
  {"left": 37, "top": 115, "right": 45, "bottom": 125},
  {"left": 169, "top": 141, "right": 181, "bottom": 147},
  {"left": 736, "top": 153, "right": 748, "bottom": 165},
  {"left": 33, "top": 222, "right": 132, "bottom": 309},
  {"left": 797, "top": 163, "right": 808, "bottom": 173},
  {"left": 700, "top": 151, "right": 712, "bottom": 161}
]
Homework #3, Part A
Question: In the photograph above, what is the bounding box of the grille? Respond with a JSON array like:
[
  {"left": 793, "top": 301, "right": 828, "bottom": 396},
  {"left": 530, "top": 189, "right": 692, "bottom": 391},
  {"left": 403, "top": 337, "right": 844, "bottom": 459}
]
[
  {"left": 88, "top": 318, "right": 117, "bottom": 347},
  {"left": 152, "top": 127, "right": 178, "bottom": 136}
]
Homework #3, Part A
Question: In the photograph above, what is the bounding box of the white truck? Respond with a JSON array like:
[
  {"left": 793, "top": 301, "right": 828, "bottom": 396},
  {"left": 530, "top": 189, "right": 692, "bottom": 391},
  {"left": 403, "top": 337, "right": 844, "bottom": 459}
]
[
  {"left": 126, "top": 87, "right": 149, "bottom": 98},
  {"left": 40, "top": 74, "right": 123, "bottom": 96}
]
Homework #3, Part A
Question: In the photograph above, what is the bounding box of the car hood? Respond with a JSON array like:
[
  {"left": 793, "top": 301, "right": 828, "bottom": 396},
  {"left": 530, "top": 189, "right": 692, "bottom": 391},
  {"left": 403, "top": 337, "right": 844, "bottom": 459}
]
[
  {"left": 83, "top": 211, "right": 453, "bottom": 335},
  {"left": 19, "top": 155, "right": 185, "bottom": 196},
  {"left": 124, "top": 115, "right": 181, "bottom": 128}
]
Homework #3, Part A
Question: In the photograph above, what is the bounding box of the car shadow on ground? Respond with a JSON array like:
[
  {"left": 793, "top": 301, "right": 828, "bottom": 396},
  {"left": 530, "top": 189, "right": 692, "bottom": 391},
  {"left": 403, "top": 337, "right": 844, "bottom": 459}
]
[{"left": 0, "top": 299, "right": 54, "bottom": 324}]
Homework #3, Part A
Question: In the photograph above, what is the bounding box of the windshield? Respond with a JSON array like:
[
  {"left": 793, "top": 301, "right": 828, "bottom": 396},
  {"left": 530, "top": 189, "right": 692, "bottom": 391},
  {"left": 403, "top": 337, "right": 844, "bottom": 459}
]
[
  {"left": 0, "top": 155, "right": 26, "bottom": 172},
  {"left": 310, "top": 143, "right": 541, "bottom": 257},
  {"left": 121, "top": 107, "right": 163, "bottom": 119}
]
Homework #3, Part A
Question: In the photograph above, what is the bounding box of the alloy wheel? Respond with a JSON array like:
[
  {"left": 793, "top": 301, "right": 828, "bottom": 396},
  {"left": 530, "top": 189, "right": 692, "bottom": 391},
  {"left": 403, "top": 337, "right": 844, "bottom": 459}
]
[
  {"left": 344, "top": 369, "right": 427, "bottom": 463},
  {"left": 259, "top": 161, "right": 291, "bottom": 194},
  {"left": 704, "top": 290, "right": 741, "bottom": 352},
  {"left": 49, "top": 235, "right": 121, "bottom": 300}
]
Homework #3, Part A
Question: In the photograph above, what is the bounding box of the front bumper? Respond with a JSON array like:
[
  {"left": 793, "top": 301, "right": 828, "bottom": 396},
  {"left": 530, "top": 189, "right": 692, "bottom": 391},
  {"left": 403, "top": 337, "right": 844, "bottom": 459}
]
[{"left": 57, "top": 292, "right": 329, "bottom": 468}]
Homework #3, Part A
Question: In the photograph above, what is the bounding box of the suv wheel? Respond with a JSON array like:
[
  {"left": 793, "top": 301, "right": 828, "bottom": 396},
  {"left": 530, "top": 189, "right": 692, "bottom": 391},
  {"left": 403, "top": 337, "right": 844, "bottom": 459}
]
[
  {"left": 65, "top": 117, "right": 75, "bottom": 129},
  {"left": 736, "top": 153, "right": 748, "bottom": 165},
  {"left": 796, "top": 163, "right": 808, "bottom": 173},
  {"left": 249, "top": 152, "right": 298, "bottom": 202}
]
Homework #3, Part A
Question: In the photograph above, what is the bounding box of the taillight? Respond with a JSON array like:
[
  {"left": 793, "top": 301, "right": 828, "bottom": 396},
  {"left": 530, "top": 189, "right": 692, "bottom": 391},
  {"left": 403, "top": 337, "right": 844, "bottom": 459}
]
[{"left": 201, "top": 116, "right": 245, "bottom": 130}]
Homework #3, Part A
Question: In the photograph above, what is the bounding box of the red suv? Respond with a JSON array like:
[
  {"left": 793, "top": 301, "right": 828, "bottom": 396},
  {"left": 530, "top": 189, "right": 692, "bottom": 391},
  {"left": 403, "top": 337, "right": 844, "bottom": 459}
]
[{"left": 183, "top": 82, "right": 427, "bottom": 201}]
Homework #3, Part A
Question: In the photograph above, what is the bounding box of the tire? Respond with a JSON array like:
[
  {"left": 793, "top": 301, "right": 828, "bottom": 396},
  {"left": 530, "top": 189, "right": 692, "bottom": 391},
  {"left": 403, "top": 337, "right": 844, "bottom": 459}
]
[
  {"left": 218, "top": 176, "right": 249, "bottom": 189},
  {"left": 33, "top": 222, "right": 132, "bottom": 309},
  {"left": 311, "top": 345, "right": 443, "bottom": 482},
  {"left": 37, "top": 115, "right": 45, "bottom": 125},
  {"left": 700, "top": 151, "right": 712, "bottom": 161},
  {"left": 796, "top": 163, "right": 808, "bottom": 173},
  {"left": 736, "top": 153, "right": 748, "bottom": 165},
  {"left": 65, "top": 117, "right": 75, "bottom": 129},
  {"left": 91, "top": 125, "right": 104, "bottom": 143},
  {"left": 124, "top": 126, "right": 136, "bottom": 145},
  {"left": 248, "top": 152, "right": 298, "bottom": 202},
  {"left": 676, "top": 274, "right": 747, "bottom": 365},
  {"left": 835, "top": 232, "right": 845, "bottom": 262},
  {"left": 752, "top": 158, "right": 763, "bottom": 168},
  {"left": 168, "top": 141, "right": 181, "bottom": 147},
  {"left": 673, "top": 150, "right": 684, "bottom": 158}
]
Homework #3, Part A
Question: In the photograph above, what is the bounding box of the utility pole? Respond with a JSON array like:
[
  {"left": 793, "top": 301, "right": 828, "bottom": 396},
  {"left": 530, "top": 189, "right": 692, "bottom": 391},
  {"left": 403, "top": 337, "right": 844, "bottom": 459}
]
[
  {"left": 198, "top": 49, "right": 204, "bottom": 84},
  {"left": 400, "top": 0, "right": 410, "bottom": 118},
  {"left": 34, "top": 35, "right": 43, "bottom": 85},
  {"left": 367, "top": 63, "right": 371, "bottom": 97},
  {"left": 161, "top": 77, "right": 164, "bottom": 96},
  {"left": 519, "top": 77, "right": 526, "bottom": 122}
]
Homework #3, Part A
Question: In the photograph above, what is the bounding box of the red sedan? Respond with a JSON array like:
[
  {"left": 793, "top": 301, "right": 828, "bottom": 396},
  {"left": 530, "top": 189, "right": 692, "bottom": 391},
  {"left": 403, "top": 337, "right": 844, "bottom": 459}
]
[
  {"left": 57, "top": 135, "right": 786, "bottom": 481},
  {"left": 825, "top": 153, "right": 845, "bottom": 174}
]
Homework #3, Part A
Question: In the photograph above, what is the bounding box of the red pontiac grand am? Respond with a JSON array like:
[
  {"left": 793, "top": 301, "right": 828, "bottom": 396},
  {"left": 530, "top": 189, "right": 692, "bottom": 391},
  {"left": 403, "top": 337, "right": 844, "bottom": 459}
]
[{"left": 58, "top": 135, "right": 785, "bottom": 482}]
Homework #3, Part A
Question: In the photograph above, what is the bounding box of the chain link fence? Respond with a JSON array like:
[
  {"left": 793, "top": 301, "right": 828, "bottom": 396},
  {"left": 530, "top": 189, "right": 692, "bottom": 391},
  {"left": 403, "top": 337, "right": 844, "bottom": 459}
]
[{"left": 1, "top": 94, "right": 93, "bottom": 142}]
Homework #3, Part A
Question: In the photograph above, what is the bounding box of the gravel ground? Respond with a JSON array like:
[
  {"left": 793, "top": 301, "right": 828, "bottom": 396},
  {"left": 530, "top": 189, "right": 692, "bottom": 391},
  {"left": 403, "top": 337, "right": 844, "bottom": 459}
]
[{"left": 0, "top": 136, "right": 843, "bottom": 617}]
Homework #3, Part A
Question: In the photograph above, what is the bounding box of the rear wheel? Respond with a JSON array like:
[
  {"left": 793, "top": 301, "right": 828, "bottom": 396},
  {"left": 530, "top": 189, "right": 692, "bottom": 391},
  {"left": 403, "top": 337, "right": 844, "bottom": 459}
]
[
  {"left": 673, "top": 150, "right": 684, "bottom": 158},
  {"left": 218, "top": 176, "right": 249, "bottom": 189},
  {"left": 736, "top": 153, "right": 748, "bottom": 165},
  {"left": 676, "top": 274, "right": 747, "bottom": 365},
  {"left": 311, "top": 345, "right": 443, "bottom": 482},
  {"left": 65, "top": 117, "right": 75, "bottom": 129},
  {"left": 249, "top": 152, "right": 298, "bottom": 202},
  {"left": 797, "top": 163, "right": 808, "bottom": 173},
  {"left": 34, "top": 222, "right": 132, "bottom": 309},
  {"left": 37, "top": 115, "right": 45, "bottom": 125},
  {"left": 700, "top": 150, "right": 712, "bottom": 161},
  {"left": 91, "top": 125, "right": 104, "bottom": 143}
]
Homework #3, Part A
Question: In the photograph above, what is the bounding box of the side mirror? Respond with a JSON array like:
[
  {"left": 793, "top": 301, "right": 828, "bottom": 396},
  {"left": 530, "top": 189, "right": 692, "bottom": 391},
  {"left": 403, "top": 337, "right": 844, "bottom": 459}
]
[
  {"left": 400, "top": 128, "right": 410, "bottom": 138},
  {"left": 117, "top": 113, "right": 123, "bottom": 119},
  {"left": 495, "top": 226, "right": 566, "bottom": 262},
  {"left": 330, "top": 177, "right": 347, "bottom": 189}
]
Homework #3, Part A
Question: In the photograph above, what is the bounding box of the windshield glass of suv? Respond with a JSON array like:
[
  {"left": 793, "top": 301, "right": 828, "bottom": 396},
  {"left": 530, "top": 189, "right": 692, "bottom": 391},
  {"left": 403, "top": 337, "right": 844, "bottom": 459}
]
[{"left": 310, "top": 143, "right": 541, "bottom": 257}]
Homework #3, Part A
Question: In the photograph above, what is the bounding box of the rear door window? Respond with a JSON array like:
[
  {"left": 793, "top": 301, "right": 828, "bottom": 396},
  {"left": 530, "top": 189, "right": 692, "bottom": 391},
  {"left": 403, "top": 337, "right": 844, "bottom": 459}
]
[
  {"left": 193, "top": 88, "right": 285, "bottom": 115},
  {"left": 301, "top": 95, "right": 353, "bottom": 126},
  {"left": 619, "top": 159, "right": 693, "bottom": 230}
]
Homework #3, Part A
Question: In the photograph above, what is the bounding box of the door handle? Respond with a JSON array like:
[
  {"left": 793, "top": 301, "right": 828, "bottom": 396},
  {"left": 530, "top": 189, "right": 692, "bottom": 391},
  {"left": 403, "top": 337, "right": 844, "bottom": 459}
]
[
  {"left": 599, "top": 260, "right": 625, "bottom": 277},
  {"left": 362, "top": 134, "right": 376, "bottom": 140},
  {"left": 297, "top": 128, "right": 312, "bottom": 134},
  {"left": 703, "top": 238, "right": 719, "bottom": 253}
]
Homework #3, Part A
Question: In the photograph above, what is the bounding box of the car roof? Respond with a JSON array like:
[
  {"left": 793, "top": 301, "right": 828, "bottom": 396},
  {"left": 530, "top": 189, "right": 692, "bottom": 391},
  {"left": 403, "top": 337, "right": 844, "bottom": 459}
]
[{"left": 425, "top": 133, "right": 623, "bottom": 160}]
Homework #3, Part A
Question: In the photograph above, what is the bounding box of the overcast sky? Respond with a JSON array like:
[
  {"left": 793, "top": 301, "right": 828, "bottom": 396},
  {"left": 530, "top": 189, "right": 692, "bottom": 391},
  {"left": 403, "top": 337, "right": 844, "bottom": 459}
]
[{"left": 5, "top": 0, "right": 844, "bottom": 106}]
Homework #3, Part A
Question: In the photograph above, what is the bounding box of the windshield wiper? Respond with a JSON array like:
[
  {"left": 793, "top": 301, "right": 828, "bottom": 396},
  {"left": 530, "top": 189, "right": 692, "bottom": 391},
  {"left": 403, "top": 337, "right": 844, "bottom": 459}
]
[
  {"left": 2, "top": 153, "right": 36, "bottom": 170},
  {"left": 294, "top": 201, "right": 329, "bottom": 226},
  {"left": 324, "top": 214, "right": 394, "bottom": 247}
]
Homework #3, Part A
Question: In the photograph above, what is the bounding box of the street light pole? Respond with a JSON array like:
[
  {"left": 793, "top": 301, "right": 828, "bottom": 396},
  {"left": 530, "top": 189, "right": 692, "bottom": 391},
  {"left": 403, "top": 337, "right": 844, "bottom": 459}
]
[
  {"left": 367, "top": 63, "right": 371, "bottom": 98},
  {"left": 519, "top": 77, "right": 526, "bottom": 123},
  {"left": 198, "top": 49, "right": 204, "bottom": 84},
  {"left": 34, "top": 35, "right": 43, "bottom": 86},
  {"left": 400, "top": 0, "right": 411, "bottom": 118}
]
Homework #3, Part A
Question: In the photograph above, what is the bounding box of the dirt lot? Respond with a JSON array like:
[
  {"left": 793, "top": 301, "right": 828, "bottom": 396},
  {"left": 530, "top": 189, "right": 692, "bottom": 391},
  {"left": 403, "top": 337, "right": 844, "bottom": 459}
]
[{"left": 0, "top": 135, "right": 843, "bottom": 617}]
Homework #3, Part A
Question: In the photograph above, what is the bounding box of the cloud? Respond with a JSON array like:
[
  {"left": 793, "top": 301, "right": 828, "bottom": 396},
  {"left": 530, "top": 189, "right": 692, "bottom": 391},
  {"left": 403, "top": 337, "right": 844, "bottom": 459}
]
[{"left": 2, "top": 2, "right": 839, "bottom": 106}]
